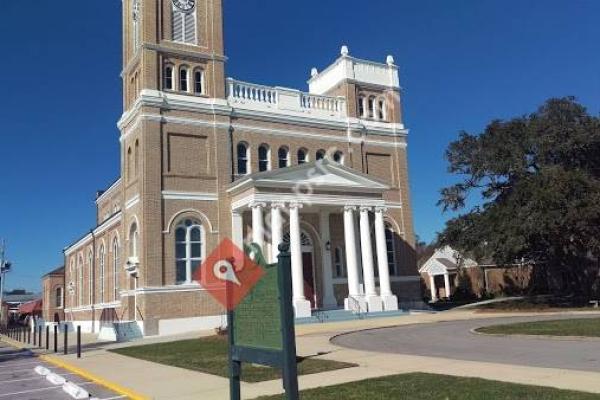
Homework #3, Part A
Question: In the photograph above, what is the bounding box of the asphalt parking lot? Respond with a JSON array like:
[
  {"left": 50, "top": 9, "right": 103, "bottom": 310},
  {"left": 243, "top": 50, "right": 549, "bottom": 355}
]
[{"left": 0, "top": 341, "right": 126, "bottom": 400}]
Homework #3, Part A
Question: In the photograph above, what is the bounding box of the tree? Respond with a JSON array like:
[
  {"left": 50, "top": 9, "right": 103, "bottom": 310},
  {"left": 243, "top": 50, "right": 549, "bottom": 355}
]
[{"left": 437, "top": 97, "right": 600, "bottom": 296}]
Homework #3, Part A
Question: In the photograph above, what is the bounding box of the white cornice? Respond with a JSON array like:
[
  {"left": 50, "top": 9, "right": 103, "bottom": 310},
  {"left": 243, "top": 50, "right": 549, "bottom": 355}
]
[
  {"left": 162, "top": 191, "right": 218, "bottom": 201},
  {"left": 125, "top": 194, "right": 140, "bottom": 210},
  {"left": 64, "top": 212, "right": 122, "bottom": 256},
  {"left": 95, "top": 179, "right": 122, "bottom": 205},
  {"left": 231, "top": 193, "right": 385, "bottom": 211}
]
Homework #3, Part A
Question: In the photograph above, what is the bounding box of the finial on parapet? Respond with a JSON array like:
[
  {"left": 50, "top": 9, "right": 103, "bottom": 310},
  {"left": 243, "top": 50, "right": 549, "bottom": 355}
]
[
  {"left": 386, "top": 55, "right": 395, "bottom": 66},
  {"left": 341, "top": 45, "right": 349, "bottom": 57},
  {"left": 311, "top": 67, "right": 319, "bottom": 78}
]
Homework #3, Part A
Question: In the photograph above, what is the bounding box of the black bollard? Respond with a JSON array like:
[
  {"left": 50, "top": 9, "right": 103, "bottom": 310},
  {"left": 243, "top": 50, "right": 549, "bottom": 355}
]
[
  {"left": 63, "top": 324, "right": 68, "bottom": 355},
  {"left": 53, "top": 325, "right": 57, "bottom": 353},
  {"left": 46, "top": 326, "right": 49, "bottom": 350},
  {"left": 77, "top": 326, "right": 81, "bottom": 358},
  {"left": 38, "top": 326, "right": 42, "bottom": 348},
  {"left": 33, "top": 326, "right": 36, "bottom": 346}
]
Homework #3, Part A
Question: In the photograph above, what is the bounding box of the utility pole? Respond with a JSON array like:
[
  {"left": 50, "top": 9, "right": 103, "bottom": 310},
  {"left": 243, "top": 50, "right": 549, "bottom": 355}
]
[{"left": 0, "top": 239, "right": 12, "bottom": 327}]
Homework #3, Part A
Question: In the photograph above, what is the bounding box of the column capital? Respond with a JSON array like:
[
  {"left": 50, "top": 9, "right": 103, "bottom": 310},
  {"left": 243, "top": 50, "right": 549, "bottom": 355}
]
[
  {"left": 289, "top": 202, "right": 304, "bottom": 210},
  {"left": 271, "top": 202, "right": 286, "bottom": 210},
  {"left": 249, "top": 201, "right": 267, "bottom": 209},
  {"left": 343, "top": 205, "right": 357, "bottom": 212},
  {"left": 359, "top": 206, "right": 373, "bottom": 213},
  {"left": 374, "top": 206, "right": 388, "bottom": 214}
]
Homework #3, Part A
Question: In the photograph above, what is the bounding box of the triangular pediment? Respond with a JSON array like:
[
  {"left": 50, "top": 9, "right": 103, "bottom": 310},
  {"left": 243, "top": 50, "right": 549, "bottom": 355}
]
[{"left": 229, "top": 158, "right": 390, "bottom": 194}]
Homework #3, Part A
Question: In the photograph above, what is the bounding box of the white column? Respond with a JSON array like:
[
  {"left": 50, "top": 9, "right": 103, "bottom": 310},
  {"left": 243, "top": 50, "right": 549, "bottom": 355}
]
[
  {"left": 251, "top": 202, "right": 266, "bottom": 252},
  {"left": 270, "top": 203, "right": 284, "bottom": 263},
  {"left": 343, "top": 206, "right": 366, "bottom": 312},
  {"left": 231, "top": 211, "right": 244, "bottom": 249},
  {"left": 444, "top": 273, "right": 451, "bottom": 300},
  {"left": 359, "top": 207, "right": 382, "bottom": 312},
  {"left": 429, "top": 274, "right": 438, "bottom": 302},
  {"left": 289, "top": 203, "right": 311, "bottom": 318},
  {"left": 374, "top": 207, "right": 398, "bottom": 311},
  {"left": 319, "top": 211, "right": 337, "bottom": 308}
]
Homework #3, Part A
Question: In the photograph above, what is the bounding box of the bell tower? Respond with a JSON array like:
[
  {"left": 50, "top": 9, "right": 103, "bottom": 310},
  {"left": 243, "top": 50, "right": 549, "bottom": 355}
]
[{"left": 122, "top": 0, "right": 226, "bottom": 112}]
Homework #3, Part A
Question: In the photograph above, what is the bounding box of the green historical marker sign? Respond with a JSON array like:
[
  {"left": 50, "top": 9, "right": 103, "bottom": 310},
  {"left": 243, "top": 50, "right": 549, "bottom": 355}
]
[{"left": 228, "top": 243, "right": 299, "bottom": 400}]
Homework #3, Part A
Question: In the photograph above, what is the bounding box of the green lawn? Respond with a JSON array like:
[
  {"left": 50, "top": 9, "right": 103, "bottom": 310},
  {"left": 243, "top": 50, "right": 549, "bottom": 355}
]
[
  {"left": 476, "top": 318, "right": 600, "bottom": 337},
  {"left": 110, "top": 336, "right": 356, "bottom": 382},
  {"left": 255, "top": 373, "right": 600, "bottom": 400}
]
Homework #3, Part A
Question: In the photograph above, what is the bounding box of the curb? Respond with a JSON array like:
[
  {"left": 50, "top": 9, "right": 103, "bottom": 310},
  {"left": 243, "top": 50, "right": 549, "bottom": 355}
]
[
  {"left": 470, "top": 328, "right": 600, "bottom": 342},
  {"left": 2, "top": 335, "right": 149, "bottom": 400},
  {"left": 38, "top": 354, "right": 151, "bottom": 400}
]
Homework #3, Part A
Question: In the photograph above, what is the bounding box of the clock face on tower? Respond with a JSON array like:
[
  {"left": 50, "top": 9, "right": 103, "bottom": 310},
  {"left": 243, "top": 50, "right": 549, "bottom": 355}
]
[{"left": 172, "top": 0, "right": 195, "bottom": 12}]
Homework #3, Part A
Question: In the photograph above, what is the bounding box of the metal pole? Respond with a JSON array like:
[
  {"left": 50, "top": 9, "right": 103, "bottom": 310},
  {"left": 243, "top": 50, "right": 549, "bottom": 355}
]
[
  {"left": 53, "top": 325, "right": 57, "bottom": 353},
  {"left": 27, "top": 327, "right": 31, "bottom": 344},
  {"left": 77, "top": 326, "right": 81, "bottom": 358},
  {"left": 0, "top": 239, "right": 5, "bottom": 327},
  {"left": 63, "top": 324, "right": 68, "bottom": 355},
  {"left": 38, "top": 326, "right": 42, "bottom": 348},
  {"left": 46, "top": 326, "right": 49, "bottom": 350}
]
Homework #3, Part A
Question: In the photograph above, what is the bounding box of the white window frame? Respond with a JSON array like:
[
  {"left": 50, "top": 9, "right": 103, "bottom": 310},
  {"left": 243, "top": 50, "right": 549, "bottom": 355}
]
[
  {"left": 237, "top": 142, "right": 250, "bottom": 175},
  {"left": 297, "top": 148, "right": 309, "bottom": 165},
  {"left": 258, "top": 145, "right": 271, "bottom": 172},
  {"left": 172, "top": 4, "right": 197, "bottom": 45},
  {"left": 88, "top": 251, "right": 94, "bottom": 306},
  {"left": 113, "top": 238, "right": 120, "bottom": 301},
  {"left": 99, "top": 245, "right": 105, "bottom": 304},
  {"left": 179, "top": 66, "right": 189, "bottom": 92},
  {"left": 278, "top": 146, "right": 290, "bottom": 168},
  {"left": 193, "top": 68, "right": 204, "bottom": 94},
  {"left": 333, "top": 247, "right": 347, "bottom": 279},
  {"left": 55, "top": 287, "right": 63, "bottom": 309},
  {"left": 164, "top": 64, "right": 174, "bottom": 90},
  {"left": 77, "top": 256, "right": 84, "bottom": 307},
  {"left": 385, "top": 224, "right": 397, "bottom": 276},
  {"left": 175, "top": 220, "right": 205, "bottom": 284}
]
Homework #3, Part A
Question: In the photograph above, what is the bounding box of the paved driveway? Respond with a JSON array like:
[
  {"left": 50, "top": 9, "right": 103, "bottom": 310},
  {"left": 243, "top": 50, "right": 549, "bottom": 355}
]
[
  {"left": 332, "top": 314, "right": 600, "bottom": 372},
  {"left": 0, "top": 341, "right": 125, "bottom": 400}
]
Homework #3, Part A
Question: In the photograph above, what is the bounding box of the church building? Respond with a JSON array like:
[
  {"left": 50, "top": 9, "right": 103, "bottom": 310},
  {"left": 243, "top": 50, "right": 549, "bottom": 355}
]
[{"left": 59, "top": 0, "right": 420, "bottom": 336}]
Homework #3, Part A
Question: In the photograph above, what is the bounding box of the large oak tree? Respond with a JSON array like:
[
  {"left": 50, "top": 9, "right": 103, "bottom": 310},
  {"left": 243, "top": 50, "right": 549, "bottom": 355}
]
[{"left": 438, "top": 97, "right": 600, "bottom": 295}]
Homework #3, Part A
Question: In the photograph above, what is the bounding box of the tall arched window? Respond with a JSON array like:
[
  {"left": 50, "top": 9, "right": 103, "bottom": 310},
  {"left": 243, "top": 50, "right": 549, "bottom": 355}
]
[
  {"left": 333, "top": 247, "right": 346, "bottom": 278},
  {"left": 378, "top": 98, "right": 386, "bottom": 121},
  {"left": 368, "top": 96, "right": 376, "bottom": 118},
  {"left": 172, "top": 3, "right": 197, "bottom": 44},
  {"left": 88, "top": 250, "right": 94, "bottom": 305},
  {"left": 179, "top": 67, "right": 189, "bottom": 92},
  {"left": 55, "top": 287, "right": 63, "bottom": 308},
  {"left": 99, "top": 245, "right": 105, "bottom": 304},
  {"left": 194, "top": 69, "right": 204, "bottom": 94},
  {"left": 175, "top": 219, "right": 204, "bottom": 284},
  {"left": 134, "top": 140, "right": 139, "bottom": 177},
  {"left": 297, "top": 148, "right": 308, "bottom": 165},
  {"left": 113, "top": 238, "right": 120, "bottom": 301},
  {"left": 316, "top": 149, "right": 326, "bottom": 161},
  {"left": 237, "top": 143, "right": 249, "bottom": 175},
  {"left": 77, "top": 256, "right": 84, "bottom": 307},
  {"left": 164, "top": 65, "right": 174, "bottom": 90},
  {"left": 129, "top": 223, "right": 139, "bottom": 258},
  {"left": 385, "top": 224, "right": 397, "bottom": 276},
  {"left": 333, "top": 151, "right": 344, "bottom": 165},
  {"left": 258, "top": 145, "right": 270, "bottom": 172},
  {"left": 278, "top": 147, "right": 290, "bottom": 168},
  {"left": 358, "top": 95, "right": 366, "bottom": 118},
  {"left": 127, "top": 147, "right": 133, "bottom": 182}
]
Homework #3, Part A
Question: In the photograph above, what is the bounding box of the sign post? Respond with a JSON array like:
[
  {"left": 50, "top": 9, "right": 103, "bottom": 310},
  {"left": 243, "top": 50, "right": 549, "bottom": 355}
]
[{"left": 228, "top": 243, "right": 299, "bottom": 400}]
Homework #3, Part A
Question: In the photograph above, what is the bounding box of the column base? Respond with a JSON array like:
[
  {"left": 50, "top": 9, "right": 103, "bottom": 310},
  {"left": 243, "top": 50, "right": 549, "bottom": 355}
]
[
  {"left": 293, "top": 299, "right": 312, "bottom": 319},
  {"left": 322, "top": 296, "right": 338, "bottom": 309},
  {"left": 365, "top": 295, "right": 383, "bottom": 313},
  {"left": 344, "top": 296, "right": 367, "bottom": 313},
  {"left": 381, "top": 295, "right": 399, "bottom": 311}
]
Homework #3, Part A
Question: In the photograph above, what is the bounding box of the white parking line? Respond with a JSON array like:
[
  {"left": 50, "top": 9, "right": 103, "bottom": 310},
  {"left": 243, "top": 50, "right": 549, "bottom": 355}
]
[
  {"left": 0, "top": 361, "right": 38, "bottom": 369},
  {"left": 0, "top": 372, "right": 78, "bottom": 384},
  {"left": 0, "top": 367, "right": 44, "bottom": 375},
  {"left": 98, "top": 396, "right": 126, "bottom": 400},
  {"left": 0, "top": 381, "right": 95, "bottom": 398}
]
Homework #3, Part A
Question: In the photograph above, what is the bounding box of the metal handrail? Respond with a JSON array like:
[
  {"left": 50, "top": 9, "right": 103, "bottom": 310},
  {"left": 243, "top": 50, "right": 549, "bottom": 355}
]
[{"left": 347, "top": 296, "right": 367, "bottom": 319}]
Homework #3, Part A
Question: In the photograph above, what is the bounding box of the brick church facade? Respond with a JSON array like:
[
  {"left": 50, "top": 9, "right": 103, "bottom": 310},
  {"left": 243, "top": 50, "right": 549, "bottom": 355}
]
[{"left": 56, "top": 0, "right": 420, "bottom": 336}]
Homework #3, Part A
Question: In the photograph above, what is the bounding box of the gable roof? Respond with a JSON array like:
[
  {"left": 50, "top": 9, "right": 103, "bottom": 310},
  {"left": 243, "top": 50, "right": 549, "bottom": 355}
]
[
  {"left": 228, "top": 158, "right": 390, "bottom": 195},
  {"left": 419, "top": 246, "right": 478, "bottom": 275}
]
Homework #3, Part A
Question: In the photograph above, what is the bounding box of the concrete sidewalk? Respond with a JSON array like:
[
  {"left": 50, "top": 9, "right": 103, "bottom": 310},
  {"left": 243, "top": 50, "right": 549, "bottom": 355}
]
[{"left": 7, "top": 310, "right": 600, "bottom": 399}]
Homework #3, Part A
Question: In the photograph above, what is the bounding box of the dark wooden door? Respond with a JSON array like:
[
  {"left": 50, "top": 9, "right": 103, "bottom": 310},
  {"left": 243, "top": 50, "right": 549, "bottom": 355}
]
[{"left": 302, "top": 253, "right": 316, "bottom": 309}]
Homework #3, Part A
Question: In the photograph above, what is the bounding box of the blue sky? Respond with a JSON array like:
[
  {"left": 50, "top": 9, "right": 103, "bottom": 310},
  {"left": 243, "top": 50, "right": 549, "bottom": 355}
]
[{"left": 1, "top": 0, "right": 599, "bottom": 292}]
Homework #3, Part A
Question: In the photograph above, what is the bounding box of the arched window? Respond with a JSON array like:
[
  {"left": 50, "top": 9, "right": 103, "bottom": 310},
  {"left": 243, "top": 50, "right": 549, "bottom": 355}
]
[
  {"left": 258, "top": 145, "right": 270, "bottom": 172},
  {"left": 99, "top": 245, "right": 105, "bottom": 304},
  {"left": 179, "top": 67, "right": 189, "bottom": 92},
  {"left": 358, "top": 95, "right": 366, "bottom": 118},
  {"left": 127, "top": 147, "right": 133, "bottom": 181},
  {"left": 194, "top": 69, "right": 204, "bottom": 94},
  {"left": 129, "top": 223, "right": 139, "bottom": 258},
  {"left": 333, "top": 151, "right": 344, "bottom": 164},
  {"left": 164, "top": 65, "right": 174, "bottom": 90},
  {"left": 333, "top": 247, "right": 346, "bottom": 278},
  {"left": 316, "top": 149, "right": 326, "bottom": 161},
  {"left": 88, "top": 250, "right": 94, "bottom": 305},
  {"left": 172, "top": 3, "right": 197, "bottom": 44},
  {"left": 237, "top": 142, "right": 249, "bottom": 175},
  {"left": 134, "top": 140, "right": 139, "bottom": 177},
  {"left": 77, "top": 256, "right": 84, "bottom": 306},
  {"left": 385, "top": 224, "right": 397, "bottom": 276},
  {"left": 113, "top": 238, "right": 120, "bottom": 301},
  {"left": 55, "top": 287, "right": 63, "bottom": 308},
  {"left": 175, "top": 219, "right": 204, "bottom": 284},
  {"left": 378, "top": 98, "right": 386, "bottom": 120},
  {"left": 368, "top": 96, "right": 376, "bottom": 119},
  {"left": 132, "top": 0, "right": 141, "bottom": 50},
  {"left": 297, "top": 148, "right": 308, "bottom": 165},
  {"left": 278, "top": 147, "right": 290, "bottom": 168}
]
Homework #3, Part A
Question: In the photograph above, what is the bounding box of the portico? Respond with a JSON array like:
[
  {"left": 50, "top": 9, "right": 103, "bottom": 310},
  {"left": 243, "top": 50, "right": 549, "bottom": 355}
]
[{"left": 228, "top": 159, "right": 399, "bottom": 318}]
